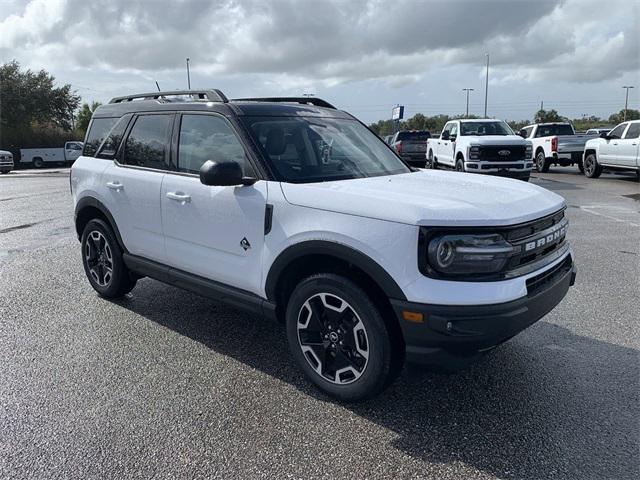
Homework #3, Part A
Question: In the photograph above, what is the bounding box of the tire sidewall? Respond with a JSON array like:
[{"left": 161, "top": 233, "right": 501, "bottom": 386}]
[
  {"left": 536, "top": 151, "right": 546, "bottom": 171},
  {"left": 81, "top": 219, "right": 127, "bottom": 297},
  {"left": 285, "top": 274, "right": 392, "bottom": 401},
  {"left": 456, "top": 158, "right": 464, "bottom": 172},
  {"left": 584, "top": 154, "right": 598, "bottom": 178}
]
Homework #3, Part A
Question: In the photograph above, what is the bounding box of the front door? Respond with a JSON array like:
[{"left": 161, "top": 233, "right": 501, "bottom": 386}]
[
  {"left": 161, "top": 113, "right": 267, "bottom": 295},
  {"left": 600, "top": 123, "right": 627, "bottom": 164},
  {"left": 619, "top": 122, "right": 640, "bottom": 167}
]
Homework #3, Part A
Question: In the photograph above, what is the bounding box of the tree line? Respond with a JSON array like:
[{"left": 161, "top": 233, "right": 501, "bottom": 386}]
[{"left": 369, "top": 108, "right": 640, "bottom": 137}]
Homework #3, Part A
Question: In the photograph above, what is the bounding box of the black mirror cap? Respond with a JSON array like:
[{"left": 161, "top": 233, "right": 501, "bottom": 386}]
[
  {"left": 441, "top": 131, "right": 450, "bottom": 140},
  {"left": 199, "top": 160, "right": 256, "bottom": 186},
  {"left": 599, "top": 132, "right": 610, "bottom": 139},
  {"left": 518, "top": 129, "right": 527, "bottom": 138}
]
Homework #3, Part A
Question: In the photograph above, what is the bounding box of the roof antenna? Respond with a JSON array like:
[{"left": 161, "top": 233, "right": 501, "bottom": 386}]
[{"left": 155, "top": 81, "right": 161, "bottom": 92}]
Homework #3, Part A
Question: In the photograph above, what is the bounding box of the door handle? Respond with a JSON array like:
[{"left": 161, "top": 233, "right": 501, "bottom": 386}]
[
  {"left": 106, "top": 181, "right": 123, "bottom": 191},
  {"left": 166, "top": 192, "right": 191, "bottom": 203}
]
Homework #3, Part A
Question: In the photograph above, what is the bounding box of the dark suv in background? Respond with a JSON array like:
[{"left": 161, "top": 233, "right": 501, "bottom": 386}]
[{"left": 390, "top": 130, "right": 431, "bottom": 167}]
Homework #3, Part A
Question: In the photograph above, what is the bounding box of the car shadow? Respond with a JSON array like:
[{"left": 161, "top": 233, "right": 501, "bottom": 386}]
[{"left": 112, "top": 279, "right": 639, "bottom": 479}]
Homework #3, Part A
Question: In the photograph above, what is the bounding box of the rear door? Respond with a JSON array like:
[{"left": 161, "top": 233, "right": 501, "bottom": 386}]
[
  {"left": 161, "top": 113, "right": 267, "bottom": 294},
  {"left": 102, "top": 113, "right": 174, "bottom": 263}
]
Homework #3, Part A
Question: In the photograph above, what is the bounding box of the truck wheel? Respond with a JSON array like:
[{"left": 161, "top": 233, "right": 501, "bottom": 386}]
[
  {"left": 285, "top": 273, "right": 402, "bottom": 402},
  {"left": 427, "top": 150, "right": 437, "bottom": 169},
  {"left": 33, "top": 157, "right": 44, "bottom": 168},
  {"left": 455, "top": 158, "right": 465, "bottom": 172},
  {"left": 81, "top": 219, "right": 137, "bottom": 298},
  {"left": 583, "top": 153, "right": 602, "bottom": 178},
  {"left": 577, "top": 160, "right": 584, "bottom": 173},
  {"left": 535, "top": 151, "right": 550, "bottom": 172}
]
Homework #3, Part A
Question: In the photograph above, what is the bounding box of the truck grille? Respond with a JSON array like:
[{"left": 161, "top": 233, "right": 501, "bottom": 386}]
[{"left": 479, "top": 145, "right": 526, "bottom": 161}]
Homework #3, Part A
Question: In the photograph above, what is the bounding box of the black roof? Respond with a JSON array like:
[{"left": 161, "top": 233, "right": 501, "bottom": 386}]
[{"left": 94, "top": 90, "right": 351, "bottom": 120}]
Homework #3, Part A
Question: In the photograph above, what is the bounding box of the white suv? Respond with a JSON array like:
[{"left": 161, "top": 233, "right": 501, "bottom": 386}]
[{"left": 71, "top": 90, "right": 577, "bottom": 401}]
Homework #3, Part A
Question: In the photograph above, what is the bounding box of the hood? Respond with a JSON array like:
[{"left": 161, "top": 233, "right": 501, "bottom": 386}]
[
  {"left": 280, "top": 170, "right": 565, "bottom": 227},
  {"left": 465, "top": 135, "right": 528, "bottom": 145}
]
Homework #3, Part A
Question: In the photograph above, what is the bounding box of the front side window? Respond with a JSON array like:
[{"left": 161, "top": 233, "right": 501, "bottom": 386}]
[
  {"left": 241, "top": 116, "right": 411, "bottom": 183},
  {"left": 178, "top": 114, "right": 249, "bottom": 175},
  {"left": 450, "top": 124, "right": 458, "bottom": 137},
  {"left": 84, "top": 117, "right": 118, "bottom": 157},
  {"left": 460, "top": 121, "right": 514, "bottom": 136},
  {"left": 608, "top": 124, "right": 627, "bottom": 139},
  {"left": 623, "top": 123, "right": 640, "bottom": 139},
  {"left": 123, "top": 114, "right": 173, "bottom": 170}
]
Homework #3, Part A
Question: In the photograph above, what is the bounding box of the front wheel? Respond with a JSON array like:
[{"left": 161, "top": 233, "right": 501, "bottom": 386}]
[
  {"left": 455, "top": 158, "right": 465, "bottom": 172},
  {"left": 583, "top": 153, "right": 602, "bottom": 178},
  {"left": 285, "top": 273, "right": 402, "bottom": 402},
  {"left": 81, "top": 219, "right": 137, "bottom": 298}
]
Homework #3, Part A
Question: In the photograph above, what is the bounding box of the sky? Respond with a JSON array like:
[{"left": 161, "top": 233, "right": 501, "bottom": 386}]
[{"left": 1, "top": 0, "right": 639, "bottom": 123}]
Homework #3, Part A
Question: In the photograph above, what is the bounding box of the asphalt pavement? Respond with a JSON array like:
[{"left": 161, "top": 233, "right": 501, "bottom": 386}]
[{"left": 1, "top": 166, "right": 638, "bottom": 479}]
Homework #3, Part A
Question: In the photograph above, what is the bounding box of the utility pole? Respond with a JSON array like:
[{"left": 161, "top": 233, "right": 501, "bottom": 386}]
[
  {"left": 622, "top": 86, "right": 634, "bottom": 121},
  {"left": 186, "top": 57, "right": 191, "bottom": 90},
  {"left": 484, "top": 53, "right": 489, "bottom": 118},
  {"left": 462, "top": 88, "right": 474, "bottom": 118},
  {"left": 540, "top": 101, "right": 544, "bottom": 111}
]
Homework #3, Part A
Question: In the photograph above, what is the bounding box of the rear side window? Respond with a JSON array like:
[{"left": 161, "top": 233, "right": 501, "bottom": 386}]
[
  {"left": 83, "top": 117, "right": 118, "bottom": 157},
  {"left": 397, "top": 131, "right": 430, "bottom": 142},
  {"left": 535, "top": 124, "right": 574, "bottom": 137},
  {"left": 177, "top": 114, "right": 249, "bottom": 175},
  {"left": 623, "top": 123, "right": 640, "bottom": 139},
  {"left": 123, "top": 114, "right": 173, "bottom": 170}
]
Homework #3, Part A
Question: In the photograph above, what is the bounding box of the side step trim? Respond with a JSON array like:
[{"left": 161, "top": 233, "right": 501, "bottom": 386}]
[{"left": 123, "top": 253, "right": 277, "bottom": 320}]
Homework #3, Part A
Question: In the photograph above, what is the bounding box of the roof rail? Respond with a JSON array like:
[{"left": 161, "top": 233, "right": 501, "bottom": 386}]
[
  {"left": 232, "top": 97, "right": 336, "bottom": 110},
  {"left": 109, "top": 89, "right": 228, "bottom": 104}
]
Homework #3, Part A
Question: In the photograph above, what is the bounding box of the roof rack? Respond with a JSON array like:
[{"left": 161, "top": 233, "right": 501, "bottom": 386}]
[
  {"left": 232, "top": 97, "right": 336, "bottom": 110},
  {"left": 109, "top": 89, "right": 228, "bottom": 104}
]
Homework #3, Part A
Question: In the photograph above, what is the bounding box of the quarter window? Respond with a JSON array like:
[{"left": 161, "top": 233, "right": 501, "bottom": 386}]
[
  {"left": 623, "top": 123, "right": 640, "bottom": 139},
  {"left": 84, "top": 117, "right": 118, "bottom": 157},
  {"left": 177, "top": 114, "right": 248, "bottom": 175},
  {"left": 123, "top": 115, "right": 173, "bottom": 170}
]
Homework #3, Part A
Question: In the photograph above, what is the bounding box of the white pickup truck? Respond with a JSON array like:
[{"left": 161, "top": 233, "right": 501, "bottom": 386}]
[
  {"left": 583, "top": 120, "right": 640, "bottom": 179},
  {"left": 20, "top": 142, "right": 84, "bottom": 168},
  {"left": 426, "top": 119, "right": 533, "bottom": 181},
  {"left": 519, "top": 123, "right": 592, "bottom": 173}
]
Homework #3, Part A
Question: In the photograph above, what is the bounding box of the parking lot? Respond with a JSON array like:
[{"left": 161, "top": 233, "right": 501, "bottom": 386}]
[{"left": 1, "top": 168, "right": 638, "bottom": 479}]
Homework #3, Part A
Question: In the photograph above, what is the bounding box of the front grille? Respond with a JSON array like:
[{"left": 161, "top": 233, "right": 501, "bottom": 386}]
[
  {"left": 526, "top": 255, "right": 572, "bottom": 295},
  {"left": 480, "top": 163, "right": 525, "bottom": 170},
  {"left": 479, "top": 145, "right": 526, "bottom": 161}
]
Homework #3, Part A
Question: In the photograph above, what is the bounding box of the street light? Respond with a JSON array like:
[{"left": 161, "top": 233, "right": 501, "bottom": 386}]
[
  {"left": 622, "top": 86, "right": 634, "bottom": 121},
  {"left": 186, "top": 57, "right": 191, "bottom": 90},
  {"left": 462, "top": 88, "right": 474, "bottom": 118},
  {"left": 484, "top": 53, "right": 489, "bottom": 118}
]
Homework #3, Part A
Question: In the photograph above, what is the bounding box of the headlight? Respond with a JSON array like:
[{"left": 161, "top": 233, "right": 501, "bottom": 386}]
[
  {"left": 525, "top": 144, "right": 533, "bottom": 158},
  {"left": 469, "top": 146, "right": 480, "bottom": 160},
  {"left": 426, "top": 233, "right": 515, "bottom": 275}
]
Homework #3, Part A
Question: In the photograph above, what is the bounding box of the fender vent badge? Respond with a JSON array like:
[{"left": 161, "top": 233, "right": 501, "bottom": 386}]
[{"left": 240, "top": 237, "right": 251, "bottom": 251}]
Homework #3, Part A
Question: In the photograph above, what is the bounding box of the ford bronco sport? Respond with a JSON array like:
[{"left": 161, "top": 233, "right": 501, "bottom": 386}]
[{"left": 72, "top": 90, "right": 577, "bottom": 401}]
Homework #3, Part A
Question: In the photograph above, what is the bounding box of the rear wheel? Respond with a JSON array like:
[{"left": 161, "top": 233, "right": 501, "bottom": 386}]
[
  {"left": 583, "top": 153, "right": 602, "bottom": 178},
  {"left": 427, "top": 150, "right": 437, "bottom": 169},
  {"left": 81, "top": 219, "right": 137, "bottom": 297},
  {"left": 33, "top": 157, "right": 44, "bottom": 168},
  {"left": 577, "top": 160, "right": 584, "bottom": 173},
  {"left": 285, "top": 273, "right": 402, "bottom": 402},
  {"left": 535, "top": 151, "right": 550, "bottom": 172}
]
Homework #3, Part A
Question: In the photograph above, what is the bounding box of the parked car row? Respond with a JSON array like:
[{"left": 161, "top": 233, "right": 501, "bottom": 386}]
[{"left": 383, "top": 119, "right": 638, "bottom": 181}]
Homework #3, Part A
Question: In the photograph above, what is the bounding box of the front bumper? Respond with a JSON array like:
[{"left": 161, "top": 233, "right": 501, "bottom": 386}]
[{"left": 391, "top": 254, "right": 576, "bottom": 365}]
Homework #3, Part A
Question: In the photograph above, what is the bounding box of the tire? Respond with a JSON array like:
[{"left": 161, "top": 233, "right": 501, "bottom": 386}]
[
  {"left": 455, "top": 158, "right": 465, "bottom": 172},
  {"left": 285, "top": 273, "right": 402, "bottom": 402},
  {"left": 577, "top": 160, "right": 584, "bottom": 173},
  {"left": 427, "top": 150, "right": 437, "bottom": 169},
  {"left": 33, "top": 157, "right": 44, "bottom": 168},
  {"left": 535, "top": 151, "right": 550, "bottom": 172},
  {"left": 583, "top": 153, "right": 602, "bottom": 178},
  {"left": 81, "top": 219, "right": 137, "bottom": 298}
]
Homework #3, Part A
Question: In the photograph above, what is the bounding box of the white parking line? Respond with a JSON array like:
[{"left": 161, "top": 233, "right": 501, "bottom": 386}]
[{"left": 577, "top": 205, "right": 640, "bottom": 228}]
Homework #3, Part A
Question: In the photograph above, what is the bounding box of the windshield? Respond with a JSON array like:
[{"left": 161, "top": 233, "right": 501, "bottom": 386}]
[
  {"left": 241, "top": 116, "right": 411, "bottom": 183},
  {"left": 460, "top": 121, "right": 514, "bottom": 136}
]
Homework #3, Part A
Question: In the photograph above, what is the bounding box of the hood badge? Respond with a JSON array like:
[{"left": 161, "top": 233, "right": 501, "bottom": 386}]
[
  {"left": 498, "top": 150, "right": 511, "bottom": 156},
  {"left": 240, "top": 237, "right": 251, "bottom": 251}
]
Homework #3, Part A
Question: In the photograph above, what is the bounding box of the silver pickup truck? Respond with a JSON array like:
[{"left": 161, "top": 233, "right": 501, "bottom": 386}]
[{"left": 519, "top": 123, "right": 594, "bottom": 172}]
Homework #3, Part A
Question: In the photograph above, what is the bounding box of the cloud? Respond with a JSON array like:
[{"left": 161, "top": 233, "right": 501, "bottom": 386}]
[{"left": 0, "top": 0, "right": 637, "bottom": 93}]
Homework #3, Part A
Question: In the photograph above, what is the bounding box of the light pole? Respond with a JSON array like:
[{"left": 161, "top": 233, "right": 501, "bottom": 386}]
[
  {"left": 484, "top": 53, "right": 489, "bottom": 118},
  {"left": 462, "top": 88, "right": 474, "bottom": 118},
  {"left": 186, "top": 57, "right": 191, "bottom": 90},
  {"left": 622, "top": 86, "right": 634, "bottom": 121}
]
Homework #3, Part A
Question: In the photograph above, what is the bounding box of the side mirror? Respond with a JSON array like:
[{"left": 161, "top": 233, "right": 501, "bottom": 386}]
[
  {"left": 599, "top": 132, "right": 609, "bottom": 139},
  {"left": 518, "top": 129, "right": 527, "bottom": 138},
  {"left": 449, "top": 134, "right": 457, "bottom": 142},
  {"left": 199, "top": 160, "right": 256, "bottom": 186},
  {"left": 441, "top": 131, "right": 450, "bottom": 141}
]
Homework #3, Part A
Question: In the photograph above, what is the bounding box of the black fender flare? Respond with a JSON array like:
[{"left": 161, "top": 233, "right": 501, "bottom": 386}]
[
  {"left": 74, "top": 197, "right": 127, "bottom": 252},
  {"left": 264, "top": 240, "right": 407, "bottom": 302}
]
